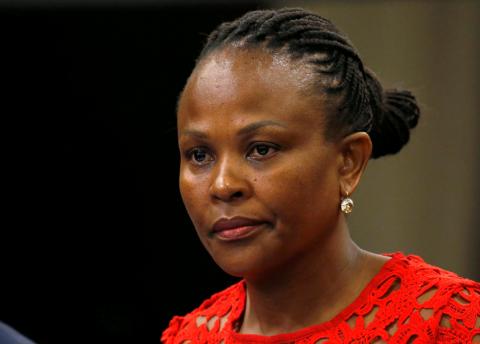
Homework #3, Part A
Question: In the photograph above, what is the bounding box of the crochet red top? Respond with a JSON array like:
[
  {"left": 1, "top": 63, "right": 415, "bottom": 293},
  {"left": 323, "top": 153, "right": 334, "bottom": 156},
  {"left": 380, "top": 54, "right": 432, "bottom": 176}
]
[{"left": 161, "top": 253, "right": 480, "bottom": 343}]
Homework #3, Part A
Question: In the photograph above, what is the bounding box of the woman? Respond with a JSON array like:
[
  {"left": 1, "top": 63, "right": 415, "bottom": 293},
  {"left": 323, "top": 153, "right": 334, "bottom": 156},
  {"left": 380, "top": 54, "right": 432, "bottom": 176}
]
[{"left": 163, "top": 8, "right": 480, "bottom": 343}]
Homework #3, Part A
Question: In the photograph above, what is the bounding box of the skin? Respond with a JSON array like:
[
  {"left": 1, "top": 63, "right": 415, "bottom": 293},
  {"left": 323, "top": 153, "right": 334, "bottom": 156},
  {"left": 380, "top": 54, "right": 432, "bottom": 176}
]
[{"left": 177, "top": 47, "right": 390, "bottom": 336}]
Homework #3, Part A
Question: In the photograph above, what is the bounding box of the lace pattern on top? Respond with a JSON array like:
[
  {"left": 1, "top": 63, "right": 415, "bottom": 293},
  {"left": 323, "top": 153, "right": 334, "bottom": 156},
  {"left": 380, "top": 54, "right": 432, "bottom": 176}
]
[{"left": 161, "top": 253, "right": 480, "bottom": 343}]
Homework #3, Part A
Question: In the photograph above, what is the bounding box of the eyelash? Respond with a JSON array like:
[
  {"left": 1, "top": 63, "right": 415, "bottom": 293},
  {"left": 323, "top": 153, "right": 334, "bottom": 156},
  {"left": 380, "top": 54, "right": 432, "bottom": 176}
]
[{"left": 185, "top": 143, "right": 279, "bottom": 166}]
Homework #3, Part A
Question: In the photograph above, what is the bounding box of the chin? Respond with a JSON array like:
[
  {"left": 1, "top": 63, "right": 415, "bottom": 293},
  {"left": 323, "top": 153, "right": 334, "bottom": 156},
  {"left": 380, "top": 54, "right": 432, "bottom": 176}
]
[
  {"left": 210, "top": 247, "right": 281, "bottom": 280},
  {"left": 211, "top": 253, "right": 253, "bottom": 278},
  {"left": 207, "top": 246, "right": 264, "bottom": 278}
]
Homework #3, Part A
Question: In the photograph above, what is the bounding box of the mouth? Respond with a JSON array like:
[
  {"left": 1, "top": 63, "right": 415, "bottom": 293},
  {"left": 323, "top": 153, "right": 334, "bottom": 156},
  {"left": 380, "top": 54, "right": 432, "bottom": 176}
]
[{"left": 211, "top": 217, "right": 268, "bottom": 242}]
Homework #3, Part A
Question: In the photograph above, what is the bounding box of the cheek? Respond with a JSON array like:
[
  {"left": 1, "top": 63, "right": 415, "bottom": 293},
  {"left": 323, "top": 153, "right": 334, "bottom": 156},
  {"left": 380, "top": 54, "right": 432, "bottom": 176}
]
[
  {"left": 179, "top": 169, "right": 209, "bottom": 229},
  {"left": 258, "top": 159, "right": 339, "bottom": 221},
  {"left": 250, "top": 168, "right": 297, "bottom": 220}
]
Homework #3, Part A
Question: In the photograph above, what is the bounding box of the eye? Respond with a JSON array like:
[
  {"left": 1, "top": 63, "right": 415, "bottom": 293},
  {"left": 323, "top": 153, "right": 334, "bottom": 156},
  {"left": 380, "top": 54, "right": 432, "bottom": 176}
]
[
  {"left": 186, "top": 147, "right": 213, "bottom": 165},
  {"left": 248, "top": 143, "right": 279, "bottom": 160}
]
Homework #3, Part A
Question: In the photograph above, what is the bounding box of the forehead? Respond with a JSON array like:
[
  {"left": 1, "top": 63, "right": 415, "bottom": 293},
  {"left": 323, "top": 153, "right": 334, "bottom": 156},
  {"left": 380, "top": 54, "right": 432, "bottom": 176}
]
[
  {"left": 191, "top": 47, "right": 315, "bottom": 97},
  {"left": 177, "top": 47, "right": 326, "bottom": 131}
]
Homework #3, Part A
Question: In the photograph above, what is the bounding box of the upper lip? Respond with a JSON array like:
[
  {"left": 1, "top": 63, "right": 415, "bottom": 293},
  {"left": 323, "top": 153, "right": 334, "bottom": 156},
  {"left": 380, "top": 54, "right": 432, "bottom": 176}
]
[{"left": 212, "top": 216, "right": 266, "bottom": 232}]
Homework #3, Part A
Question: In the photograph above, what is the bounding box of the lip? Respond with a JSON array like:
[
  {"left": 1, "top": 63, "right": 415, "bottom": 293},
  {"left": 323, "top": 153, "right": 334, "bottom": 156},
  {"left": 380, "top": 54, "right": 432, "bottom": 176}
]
[{"left": 212, "top": 216, "right": 267, "bottom": 241}]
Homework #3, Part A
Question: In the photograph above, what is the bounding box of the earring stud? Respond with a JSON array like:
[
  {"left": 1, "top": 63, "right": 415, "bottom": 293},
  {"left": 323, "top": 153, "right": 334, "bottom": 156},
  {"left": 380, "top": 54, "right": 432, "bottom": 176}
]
[{"left": 340, "top": 193, "right": 354, "bottom": 214}]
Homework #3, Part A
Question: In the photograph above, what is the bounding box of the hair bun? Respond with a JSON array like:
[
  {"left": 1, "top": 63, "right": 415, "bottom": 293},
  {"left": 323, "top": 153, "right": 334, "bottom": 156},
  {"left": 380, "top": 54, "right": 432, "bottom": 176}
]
[{"left": 369, "top": 89, "right": 420, "bottom": 159}]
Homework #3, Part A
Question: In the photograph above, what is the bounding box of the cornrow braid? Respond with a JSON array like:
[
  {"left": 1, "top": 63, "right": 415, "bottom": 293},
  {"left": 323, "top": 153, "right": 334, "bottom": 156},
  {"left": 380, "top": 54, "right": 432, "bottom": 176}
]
[{"left": 196, "top": 8, "right": 420, "bottom": 159}]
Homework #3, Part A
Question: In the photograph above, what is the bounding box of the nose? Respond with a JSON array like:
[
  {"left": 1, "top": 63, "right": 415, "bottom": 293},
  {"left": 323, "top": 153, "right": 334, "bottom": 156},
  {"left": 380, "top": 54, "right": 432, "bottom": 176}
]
[{"left": 209, "top": 157, "right": 251, "bottom": 202}]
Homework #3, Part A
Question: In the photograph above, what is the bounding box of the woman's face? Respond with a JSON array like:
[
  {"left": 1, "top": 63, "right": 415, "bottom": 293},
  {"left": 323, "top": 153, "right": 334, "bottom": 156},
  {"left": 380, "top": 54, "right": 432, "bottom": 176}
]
[{"left": 177, "top": 48, "right": 343, "bottom": 278}]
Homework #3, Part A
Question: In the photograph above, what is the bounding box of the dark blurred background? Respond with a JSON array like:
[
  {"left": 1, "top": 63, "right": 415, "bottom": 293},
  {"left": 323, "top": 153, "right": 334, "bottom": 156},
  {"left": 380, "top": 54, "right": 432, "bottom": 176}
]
[
  {"left": 1, "top": 1, "right": 479, "bottom": 343},
  {"left": 2, "top": 3, "right": 262, "bottom": 343}
]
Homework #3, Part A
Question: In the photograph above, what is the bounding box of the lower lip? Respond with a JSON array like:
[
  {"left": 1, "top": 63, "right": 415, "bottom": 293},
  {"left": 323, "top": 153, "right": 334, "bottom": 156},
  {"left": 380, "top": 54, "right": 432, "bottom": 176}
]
[{"left": 214, "top": 223, "right": 265, "bottom": 241}]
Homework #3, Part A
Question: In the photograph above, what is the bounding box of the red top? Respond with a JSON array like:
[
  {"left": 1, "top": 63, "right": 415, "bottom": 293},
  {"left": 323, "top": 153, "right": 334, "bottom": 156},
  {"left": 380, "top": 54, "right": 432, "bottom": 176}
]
[{"left": 161, "top": 253, "right": 480, "bottom": 343}]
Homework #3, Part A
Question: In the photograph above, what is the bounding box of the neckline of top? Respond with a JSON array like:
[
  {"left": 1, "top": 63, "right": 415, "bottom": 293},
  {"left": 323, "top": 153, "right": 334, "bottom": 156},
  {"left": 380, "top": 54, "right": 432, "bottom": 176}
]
[{"left": 228, "top": 251, "right": 406, "bottom": 342}]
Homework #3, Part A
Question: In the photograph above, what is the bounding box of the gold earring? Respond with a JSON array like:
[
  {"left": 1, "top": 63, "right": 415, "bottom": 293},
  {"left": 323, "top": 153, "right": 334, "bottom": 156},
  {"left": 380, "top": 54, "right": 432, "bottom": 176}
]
[{"left": 340, "top": 192, "right": 354, "bottom": 214}]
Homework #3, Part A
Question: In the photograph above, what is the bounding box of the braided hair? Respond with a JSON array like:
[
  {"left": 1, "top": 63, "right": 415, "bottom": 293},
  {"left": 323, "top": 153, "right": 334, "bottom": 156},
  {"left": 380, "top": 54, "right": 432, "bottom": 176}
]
[{"left": 194, "top": 8, "right": 420, "bottom": 159}]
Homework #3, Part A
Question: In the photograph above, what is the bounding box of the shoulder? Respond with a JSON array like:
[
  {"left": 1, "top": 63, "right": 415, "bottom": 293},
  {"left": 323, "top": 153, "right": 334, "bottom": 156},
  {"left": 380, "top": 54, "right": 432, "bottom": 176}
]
[
  {"left": 0, "top": 322, "right": 37, "bottom": 344},
  {"left": 388, "top": 252, "right": 480, "bottom": 293},
  {"left": 384, "top": 252, "right": 480, "bottom": 343},
  {"left": 161, "top": 280, "right": 245, "bottom": 344}
]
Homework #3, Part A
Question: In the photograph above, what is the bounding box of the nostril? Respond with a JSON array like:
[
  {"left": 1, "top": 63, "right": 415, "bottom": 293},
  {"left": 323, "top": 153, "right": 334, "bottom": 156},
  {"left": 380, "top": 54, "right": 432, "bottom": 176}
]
[{"left": 211, "top": 189, "right": 244, "bottom": 202}]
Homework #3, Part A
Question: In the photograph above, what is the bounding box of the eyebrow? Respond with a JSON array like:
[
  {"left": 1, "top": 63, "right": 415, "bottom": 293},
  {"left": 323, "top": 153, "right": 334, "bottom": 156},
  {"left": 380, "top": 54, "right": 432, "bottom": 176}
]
[{"left": 180, "top": 120, "right": 288, "bottom": 139}]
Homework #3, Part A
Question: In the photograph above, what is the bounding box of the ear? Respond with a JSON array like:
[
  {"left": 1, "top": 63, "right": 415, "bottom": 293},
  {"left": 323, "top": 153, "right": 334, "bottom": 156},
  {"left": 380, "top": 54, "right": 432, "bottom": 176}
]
[{"left": 337, "top": 132, "right": 372, "bottom": 196}]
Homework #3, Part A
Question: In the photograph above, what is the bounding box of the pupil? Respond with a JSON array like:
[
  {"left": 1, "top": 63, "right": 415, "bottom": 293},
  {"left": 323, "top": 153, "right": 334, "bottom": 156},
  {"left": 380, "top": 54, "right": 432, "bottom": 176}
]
[
  {"left": 257, "top": 145, "right": 268, "bottom": 155},
  {"left": 194, "top": 150, "right": 206, "bottom": 161}
]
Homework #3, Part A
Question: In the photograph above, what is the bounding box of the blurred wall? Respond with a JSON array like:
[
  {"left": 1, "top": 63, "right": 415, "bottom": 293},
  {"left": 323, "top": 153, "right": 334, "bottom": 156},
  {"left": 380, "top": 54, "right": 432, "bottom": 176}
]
[{"left": 274, "top": 0, "right": 480, "bottom": 279}]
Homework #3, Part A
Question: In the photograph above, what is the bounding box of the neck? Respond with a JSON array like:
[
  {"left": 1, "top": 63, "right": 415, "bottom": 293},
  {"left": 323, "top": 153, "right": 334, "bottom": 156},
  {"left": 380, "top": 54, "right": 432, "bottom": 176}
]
[{"left": 238, "top": 218, "right": 384, "bottom": 336}]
